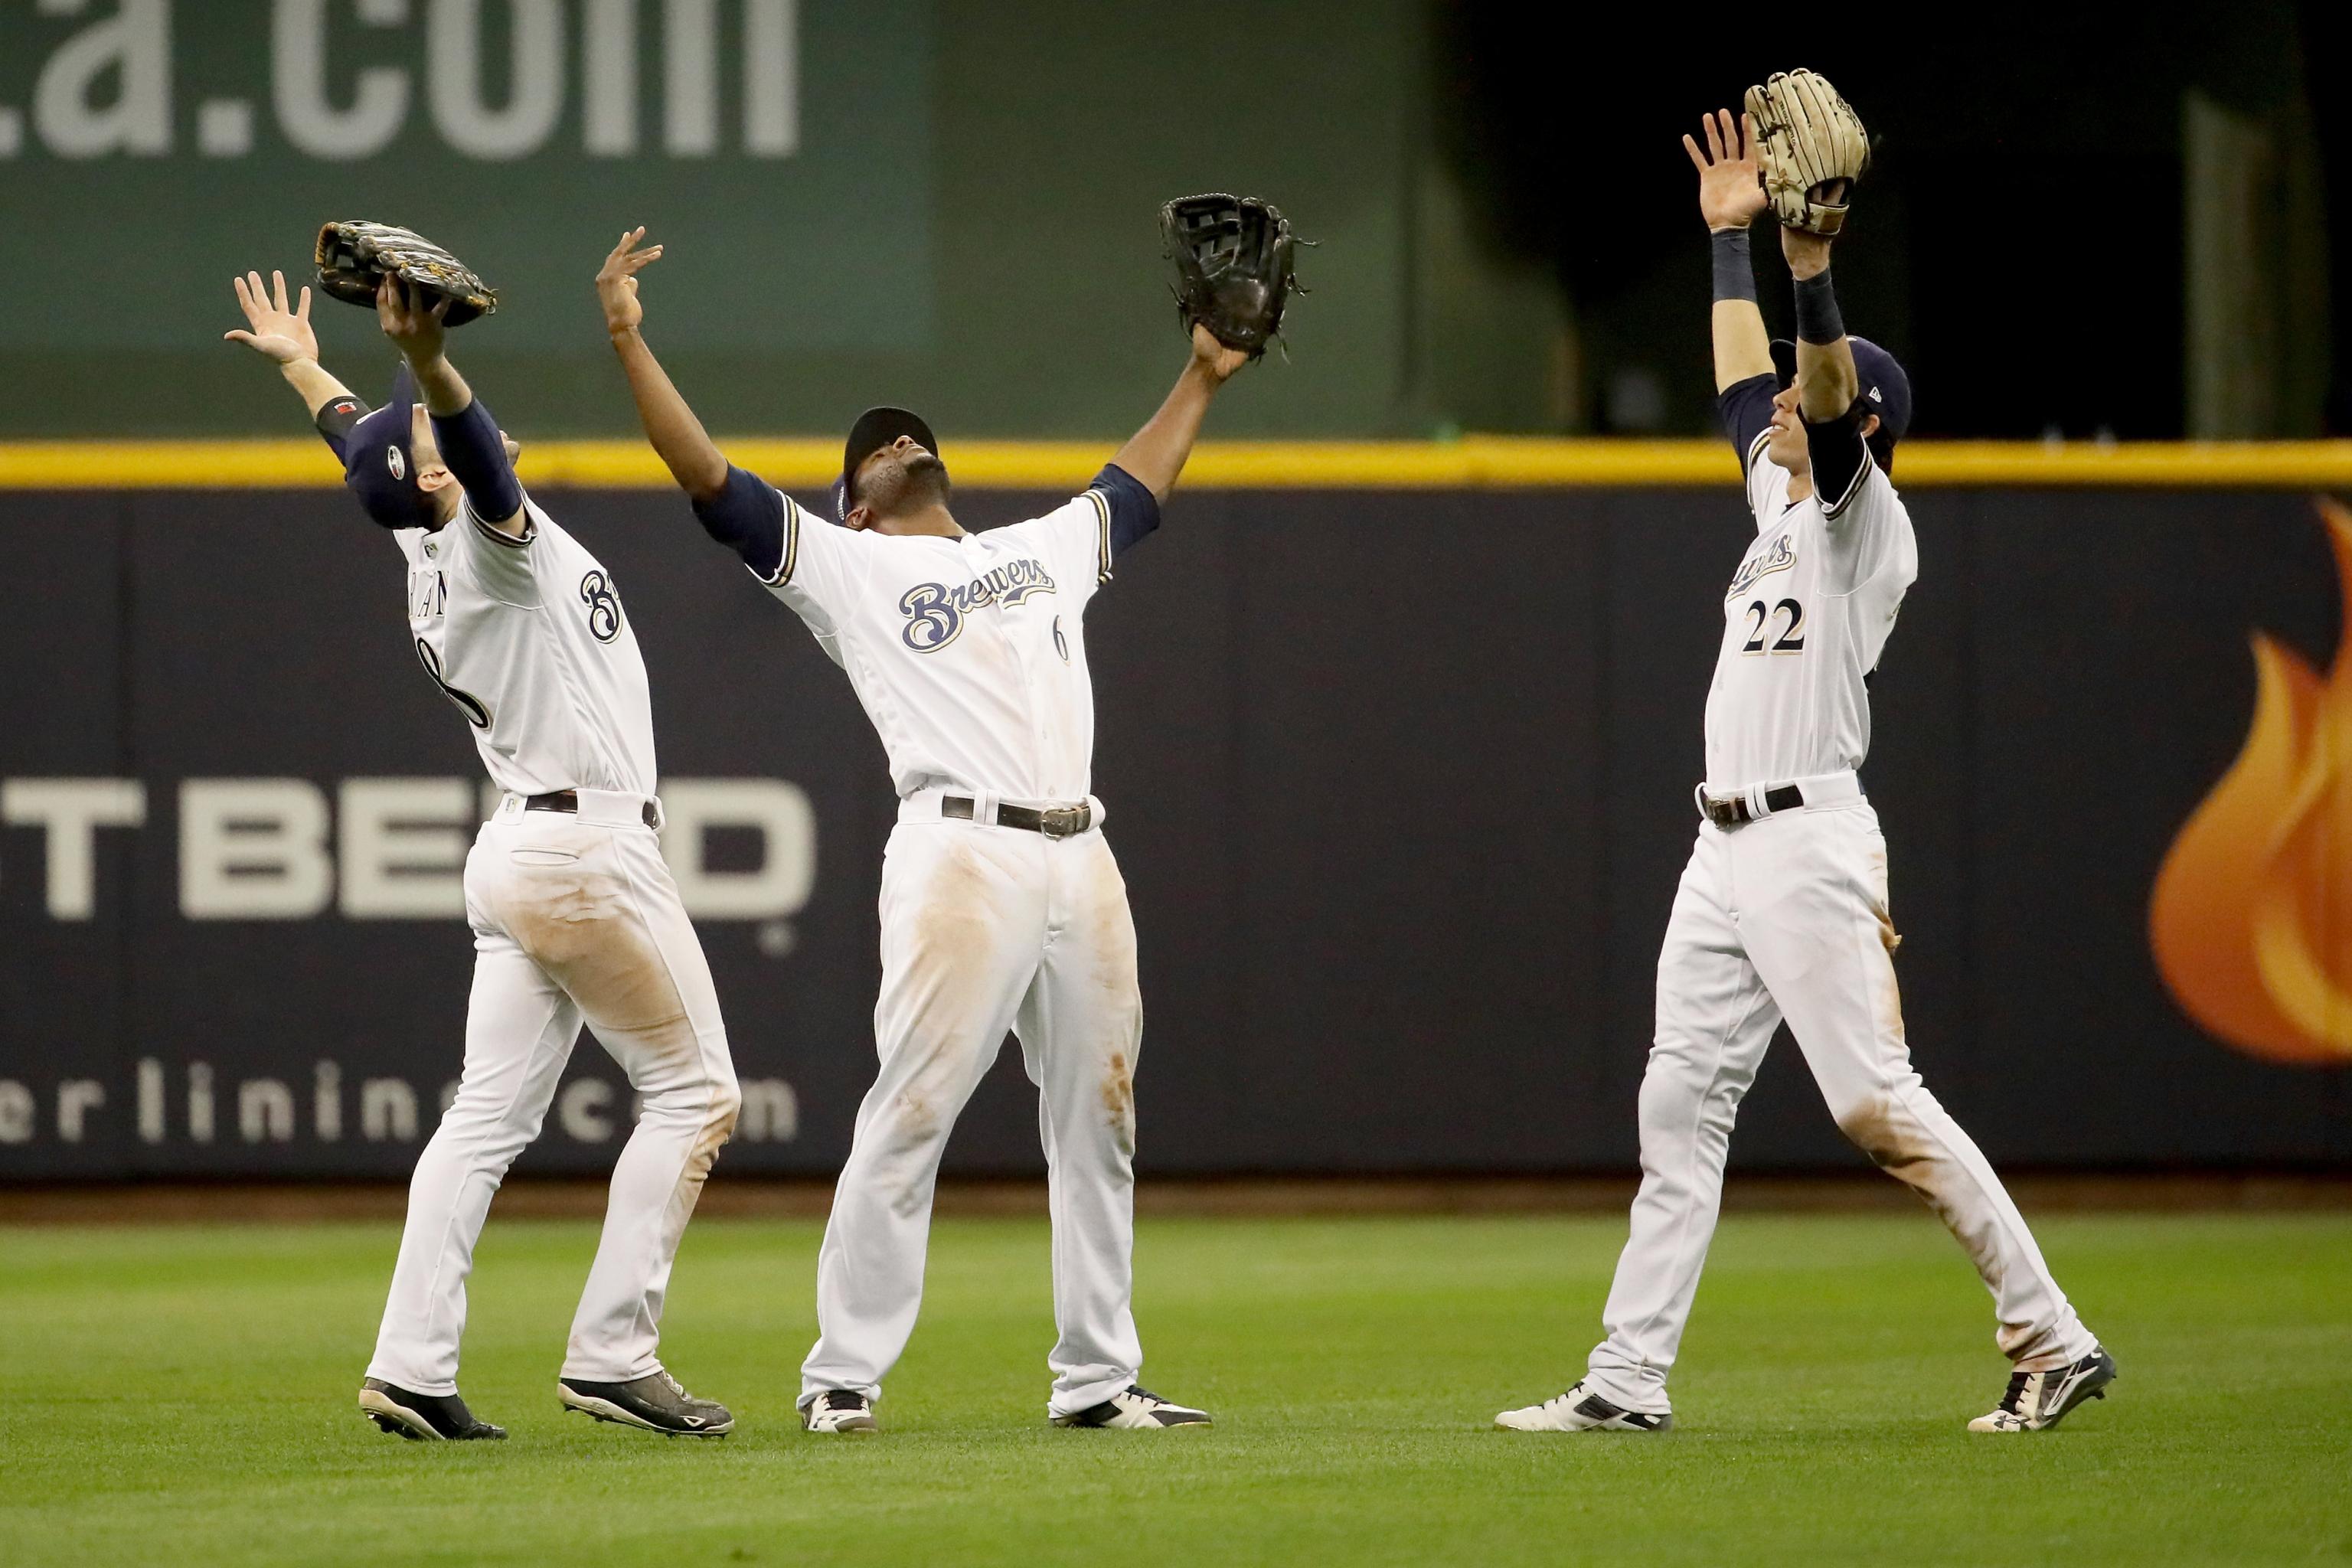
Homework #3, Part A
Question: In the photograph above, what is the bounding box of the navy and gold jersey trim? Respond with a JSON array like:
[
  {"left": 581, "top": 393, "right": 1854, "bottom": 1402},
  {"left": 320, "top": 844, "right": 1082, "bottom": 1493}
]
[
  {"left": 1084, "top": 488, "right": 1113, "bottom": 584},
  {"left": 466, "top": 498, "right": 535, "bottom": 546},
  {"left": 756, "top": 492, "right": 805, "bottom": 587},
  {"left": 1822, "top": 445, "right": 1876, "bottom": 521}
]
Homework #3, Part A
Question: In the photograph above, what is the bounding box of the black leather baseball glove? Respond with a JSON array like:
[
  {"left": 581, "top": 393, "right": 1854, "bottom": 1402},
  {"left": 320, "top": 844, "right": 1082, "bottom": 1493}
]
[
  {"left": 1160, "top": 194, "right": 1302, "bottom": 359},
  {"left": 314, "top": 221, "right": 498, "bottom": 325}
]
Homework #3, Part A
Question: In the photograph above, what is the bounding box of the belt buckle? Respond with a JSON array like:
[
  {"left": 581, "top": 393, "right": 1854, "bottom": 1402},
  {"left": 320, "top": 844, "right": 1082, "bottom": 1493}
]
[
  {"left": 1704, "top": 795, "right": 1743, "bottom": 829},
  {"left": 1040, "top": 805, "right": 1086, "bottom": 839}
]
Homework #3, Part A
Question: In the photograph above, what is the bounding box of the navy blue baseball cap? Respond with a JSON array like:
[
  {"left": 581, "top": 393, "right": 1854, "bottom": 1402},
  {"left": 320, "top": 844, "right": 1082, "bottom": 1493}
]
[
  {"left": 836, "top": 405, "right": 939, "bottom": 521},
  {"left": 1770, "top": 335, "right": 1911, "bottom": 470},
  {"left": 333, "top": 363, "right": 437, "bottom": 531}
]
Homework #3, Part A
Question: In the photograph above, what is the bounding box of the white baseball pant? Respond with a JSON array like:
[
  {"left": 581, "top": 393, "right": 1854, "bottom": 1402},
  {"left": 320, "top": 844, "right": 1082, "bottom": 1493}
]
[
  {"left": 801, "top": 799, "right": 1144, "bottom": 1419},
  {"left": 367, "top": 790, "right": 740, "bottom": 1395},
  {"left": 1583, "top": 782, "right": 2097, "bottom": 1415}
]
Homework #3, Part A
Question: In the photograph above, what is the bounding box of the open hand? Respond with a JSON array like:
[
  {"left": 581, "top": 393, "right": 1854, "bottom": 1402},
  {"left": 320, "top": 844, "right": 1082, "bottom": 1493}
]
[
  {"left": 1684, "top": 109, "right": 1768, "bottom": 232},
  {"left": 375, "top": 274, "right": 449, "bottom": 363},
  {"left": 1191, "top": 322, "right": 1248, "bottom": 383},
  {"left": 223, "top": 270, "right": 320, "bottom": 364},
  {"left": 596, "top": 226, "right": 664, "bottom": 335}
]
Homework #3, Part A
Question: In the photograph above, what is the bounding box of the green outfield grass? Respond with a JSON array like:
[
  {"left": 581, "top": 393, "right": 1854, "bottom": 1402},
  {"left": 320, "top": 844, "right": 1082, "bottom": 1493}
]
[{"left": 2, "top": 1210, "right": 2347, "bottom": 1566}]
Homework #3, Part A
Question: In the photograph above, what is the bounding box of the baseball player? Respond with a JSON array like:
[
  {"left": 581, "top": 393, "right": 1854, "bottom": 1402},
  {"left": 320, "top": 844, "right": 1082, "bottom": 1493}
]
[
  {"left": 1496, "top": 100, "right": 2117, "bottom": 1436},
  {"left": 594, "top": 226, "right": 1246, "bottom": 1432},
  {"left": 224, "top": 264, "right": 741, "bottom": 1440}
]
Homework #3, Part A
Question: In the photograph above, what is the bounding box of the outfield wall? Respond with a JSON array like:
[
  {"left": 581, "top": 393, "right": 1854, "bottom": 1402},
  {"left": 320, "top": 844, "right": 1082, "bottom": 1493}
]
[{"left": 3, "top": 442, "right": 2350, "bottom": 1178}]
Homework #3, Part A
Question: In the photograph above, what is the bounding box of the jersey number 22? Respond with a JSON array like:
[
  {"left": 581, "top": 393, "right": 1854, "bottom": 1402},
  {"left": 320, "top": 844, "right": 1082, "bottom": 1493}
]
[{"left": 1740, "top": 597, "right": 1806, "bottom": 655}]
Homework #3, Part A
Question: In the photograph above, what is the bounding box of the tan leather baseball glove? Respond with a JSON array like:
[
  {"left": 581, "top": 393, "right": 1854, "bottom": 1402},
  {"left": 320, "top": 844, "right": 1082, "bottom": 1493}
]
[{"left": 1743, "top": 70, "right": 1870, "bottom": 236}]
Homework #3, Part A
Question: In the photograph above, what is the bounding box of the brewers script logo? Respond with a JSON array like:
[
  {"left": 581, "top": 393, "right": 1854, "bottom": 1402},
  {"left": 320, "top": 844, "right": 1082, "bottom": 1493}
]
[
  {"left": 1728, "top": 531, "right": 1798, "bottom": 598},
  {"left": 2149, "top": 498, "right": 2352, "bottom": 1066},
  {"left": 898, "top": 559, "right": 1057, "bottom": 652}
]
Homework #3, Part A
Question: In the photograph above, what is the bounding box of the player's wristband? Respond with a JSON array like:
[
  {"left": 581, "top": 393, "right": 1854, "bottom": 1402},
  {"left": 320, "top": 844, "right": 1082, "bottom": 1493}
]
[
  {"left": 315, "top": 393, "right": 371, "bottom": 461},
  {"left": 1793, "top": 267, "right": 1845, "bottom": 345},
  {"left": 1710, "top": 227, "right": 1756, "bottom": 304}
]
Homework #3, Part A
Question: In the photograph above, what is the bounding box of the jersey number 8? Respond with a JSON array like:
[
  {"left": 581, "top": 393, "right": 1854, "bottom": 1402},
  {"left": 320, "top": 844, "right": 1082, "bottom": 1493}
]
[{"left": 416, "top": 639, "right": 492, "bottom": 729}]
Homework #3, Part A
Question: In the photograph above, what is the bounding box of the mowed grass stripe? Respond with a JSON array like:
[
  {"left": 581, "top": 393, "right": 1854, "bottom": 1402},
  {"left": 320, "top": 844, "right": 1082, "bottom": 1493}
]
[{"left": 0, "top": 1214, "right": 2345, "bottom": 1566}]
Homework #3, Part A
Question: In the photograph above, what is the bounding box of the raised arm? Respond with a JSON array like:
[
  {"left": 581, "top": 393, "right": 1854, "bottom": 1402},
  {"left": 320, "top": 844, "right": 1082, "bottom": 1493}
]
[
  {"left": 223, "top": 270, "right": 358, "bottom": 423},
  {"left": 1109, "top": 325, "right": 1248, "bottom": 501},
  {"left": 594, "top": 227, "right": 788, "bottom": 578},
  {"left": 1782, "top": 226, "right": 1858, "bottom": 420},
  {"left": 596, "top": 227, "right": 728, "bottom": 503},
  {"left": 1684, "top": 109, "right": 1774, "bottom": 391},
  {"left": 375, "top": 276, "right": 526, "bottom": 534}
]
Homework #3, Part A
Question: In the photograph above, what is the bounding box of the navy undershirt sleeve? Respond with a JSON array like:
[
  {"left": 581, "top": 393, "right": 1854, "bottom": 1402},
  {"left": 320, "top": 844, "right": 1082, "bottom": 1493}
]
[
  {"left": 691, "top": 464, "right": 787, "bottom": 580},
  {"left": 1093, "top": 462, "right": 1160, "bottom": 559},
  {"left": 428, "top": 396, "right": 524, "bottom": 521},
  {"left": 1802, "top": 402, "right": 1873, "bottom": 518},
  {"left": 1717, "top": 373, "right": 1778, "bottom": 470}
]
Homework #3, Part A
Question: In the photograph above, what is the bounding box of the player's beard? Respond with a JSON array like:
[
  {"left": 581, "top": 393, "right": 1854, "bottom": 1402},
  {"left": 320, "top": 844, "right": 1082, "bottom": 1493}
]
[
  {"left": 854, "top": 449, "right": 953, "bottom": 525},
  {"left": 889, "top": 452, "right": 950, "bottom": 511}
]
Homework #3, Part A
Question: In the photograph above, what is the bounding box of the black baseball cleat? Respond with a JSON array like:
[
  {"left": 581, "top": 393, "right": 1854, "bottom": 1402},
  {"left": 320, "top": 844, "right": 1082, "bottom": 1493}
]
[
  {"left": 800, "top": 1389, "right": 880, "bottom": 1434},
  {"left": 558, "top": 1371, "right": 734, "bottom": 1437},
  {"left": 1968, "top": 1345, "right": 2118, "bottom": 1432},
  {"left": 358, "top": 1377, "right": 508, "bottom": 1441},
  {"left": 1051, "top": 1384, "right": 1211, "bottom": 1429}
]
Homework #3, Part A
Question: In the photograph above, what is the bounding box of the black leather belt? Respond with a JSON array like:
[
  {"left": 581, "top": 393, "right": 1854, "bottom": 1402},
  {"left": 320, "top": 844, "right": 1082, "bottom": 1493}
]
[
  {"left": 942, "top": 795, "right": 1094, "bottom": 838},
  {"left": 1702, "top": 782, "right": 1805, "bottom": 828},
  {"left": 525, "top": 789, "right": 660, "bottom": 829}
]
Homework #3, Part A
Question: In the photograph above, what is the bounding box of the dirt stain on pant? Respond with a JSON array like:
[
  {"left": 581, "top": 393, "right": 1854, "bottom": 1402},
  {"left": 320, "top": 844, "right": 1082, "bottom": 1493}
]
[
  {"left": 893, "top": 1089, "right": 939, "bottom": 1142},
  {"left": 1074, "top": 845, "right": 1141, "bottom": 1153},
  {"left": 665, "top": 1073, "right": 743, "bottom": 1227},
  {"left": 908, "top": 838, "right": 1003, "bottom": 1014},
  {"left": 1099, "top": 1050, "right": 1136, "bottom": 1147},
  {"left": 879, "top": 837, "right": 1005, "bottom": 1166},
  {"left": 498, "top": 848, "right": 691, "bottom": 1043},
  {"left": 1838, "top": 1092, "right": 2028, "bottom": 1348},
  {"left": 1083, "top": 851, "right": 1141, "bottom": 1007}
]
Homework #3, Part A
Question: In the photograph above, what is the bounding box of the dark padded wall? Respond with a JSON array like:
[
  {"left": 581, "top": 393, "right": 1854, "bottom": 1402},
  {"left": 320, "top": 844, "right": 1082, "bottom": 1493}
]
[{"left": 2, "top": 484, "right": 2344, "bottom": 1178}]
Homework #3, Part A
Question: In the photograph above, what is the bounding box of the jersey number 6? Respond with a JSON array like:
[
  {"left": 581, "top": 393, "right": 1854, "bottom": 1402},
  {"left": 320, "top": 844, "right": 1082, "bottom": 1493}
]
[{"left": 1741, "top": 598, "right": 1806, "bottom": 655}]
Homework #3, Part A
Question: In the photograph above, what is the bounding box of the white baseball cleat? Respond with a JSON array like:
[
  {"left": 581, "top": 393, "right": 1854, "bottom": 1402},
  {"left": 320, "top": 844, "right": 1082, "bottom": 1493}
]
[
  {"left": 1495, "top": 1381, "right": 1672, "bottom": 1433},
  {"left": 1968, "top": 1346, "right": 2118, "bottom": 1432},
  {"left": 800, "top": 1389, "right": 879, "bottom": 1434},
  {"left": 1052, "top": 1384, "right": 1211, "bottom": 1429}
]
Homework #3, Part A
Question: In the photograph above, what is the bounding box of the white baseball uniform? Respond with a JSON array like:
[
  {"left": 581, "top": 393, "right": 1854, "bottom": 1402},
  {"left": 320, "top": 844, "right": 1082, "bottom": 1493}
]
[
  {"left": 1579, "top": 381, "right": 2098, "bottom": 1416},
  {"left": 364, "top": 485, "right": 740, "bottom": 1396},
  {"left": 695, "top": 462, "right": 1155, "bottom": 1418}
]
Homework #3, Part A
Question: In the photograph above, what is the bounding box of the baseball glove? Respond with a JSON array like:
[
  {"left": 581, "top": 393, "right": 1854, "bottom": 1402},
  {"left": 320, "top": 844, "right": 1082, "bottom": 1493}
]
[
  {"left": 1743, "top": 70, "right": 1870, "bottom": 236},
  {"left": 314, "top": 220, "right": 498, "bottom": 325},
  {"left": 1160, "top": 194, "right": 1302, "bottom": 358}
]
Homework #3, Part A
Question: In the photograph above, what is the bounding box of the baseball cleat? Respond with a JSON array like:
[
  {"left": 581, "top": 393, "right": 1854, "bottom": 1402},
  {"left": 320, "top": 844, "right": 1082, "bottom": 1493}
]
[
  {"left": 1495, "top": 1381, "right": 1672, "bottom": 1433},
  {"left": 358, "top": 1377, "right": 507, "bottom": 1441},
  {"left": 800, "top": 1389, "right": 880, "bottom": 1434},
  {"left": 557, "top": 1371, "right": 733, "bottom": 1437},
  {"left": 1052, "top": 1384, "right": 1211, "bottom": 1429},
  {"left": 1968, "top": 1345, "right": 2118, "bottom": 1432}
]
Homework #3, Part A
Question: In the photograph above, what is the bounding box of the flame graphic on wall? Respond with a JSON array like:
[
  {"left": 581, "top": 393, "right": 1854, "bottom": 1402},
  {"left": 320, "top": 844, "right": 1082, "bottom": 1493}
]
[{"left": 2150, "top": 498, "right": 2352, "bottom": 1065}]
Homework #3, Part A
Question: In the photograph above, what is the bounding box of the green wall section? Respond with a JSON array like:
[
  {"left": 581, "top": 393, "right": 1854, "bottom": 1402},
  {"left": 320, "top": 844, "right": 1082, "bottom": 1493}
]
[{"left": 0, "top": 0, "right": 1561, "bottom": 440}]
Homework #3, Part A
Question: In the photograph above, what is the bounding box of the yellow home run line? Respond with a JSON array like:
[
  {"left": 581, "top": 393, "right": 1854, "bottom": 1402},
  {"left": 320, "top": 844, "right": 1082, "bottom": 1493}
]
[{"left": 5, "top": 438, "right": 2352, "bottom": 489}]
